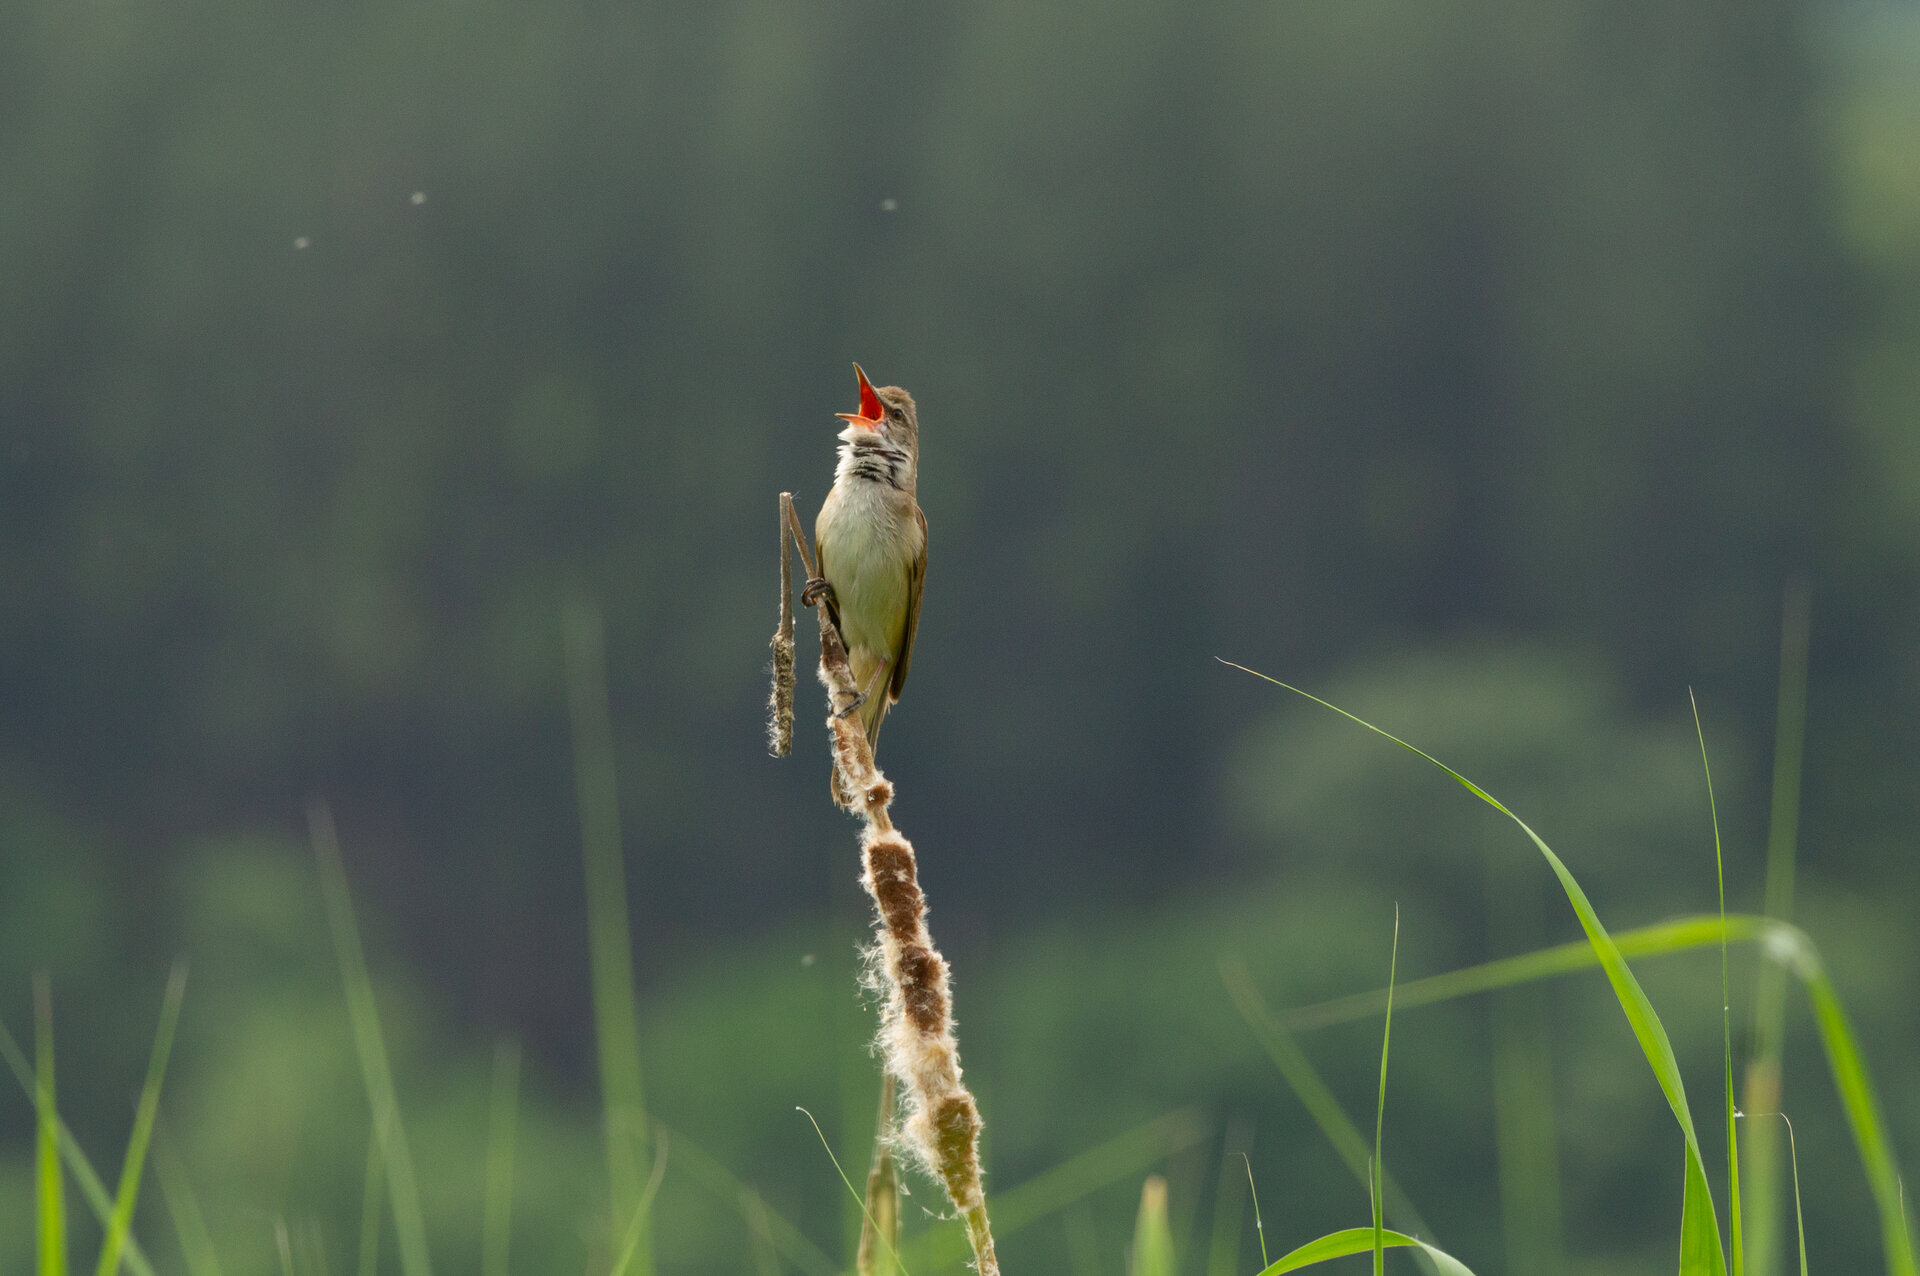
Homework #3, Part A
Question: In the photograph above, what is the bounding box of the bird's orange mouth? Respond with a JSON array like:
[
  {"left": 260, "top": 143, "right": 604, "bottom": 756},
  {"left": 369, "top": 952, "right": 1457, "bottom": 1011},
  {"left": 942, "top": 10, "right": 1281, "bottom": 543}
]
[{"left": 835, "top": 363, "right": 885, "bottom": 430}]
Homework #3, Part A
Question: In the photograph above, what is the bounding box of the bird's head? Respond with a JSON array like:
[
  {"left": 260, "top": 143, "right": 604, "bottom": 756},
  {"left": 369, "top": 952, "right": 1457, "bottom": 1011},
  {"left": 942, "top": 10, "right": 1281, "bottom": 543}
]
[{"left": 837, "top": 364, "right": 918, "bottom": 456}]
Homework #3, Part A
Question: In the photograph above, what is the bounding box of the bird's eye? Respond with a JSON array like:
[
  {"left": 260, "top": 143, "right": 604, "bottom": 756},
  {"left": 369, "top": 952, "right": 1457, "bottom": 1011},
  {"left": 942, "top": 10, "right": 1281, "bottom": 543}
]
[{"left": 888, "top": 407, "right": 902, "bottom": 421}]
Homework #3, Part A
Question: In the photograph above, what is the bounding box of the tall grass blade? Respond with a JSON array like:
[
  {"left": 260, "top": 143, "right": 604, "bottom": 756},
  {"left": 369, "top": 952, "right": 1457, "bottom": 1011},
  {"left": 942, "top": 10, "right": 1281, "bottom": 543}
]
[
  {"left": 1692, "top": 694, "right": 1741, "bottom": 1275},
  {"left": 1790, "top": 942, "right": 1918, "bottom": 1275},
  {"left": 1372, "top": 909, "right": 1399, "bottom": 1276},
  {"left": 1221, "top": 661, "right": 1727, "bottom": 1275},
  {"left": 309, "top": 802, "right": 435, "bottom": 1276},
  {"left": 1746, "top": 580, "right": 1810, "bottom": 1276},
  {"left": 95, "top": 962, "right": 188, "bottom": 1276},
  {"left": 36, "top": 975, "right": 69, "bottom": 1276},
  {"left": 154, "top": 1134, "right": 225, "bottom": 1276},
  {"left": 1255, "top": 1226, "right": 1477, "bottom": 1275},
  {"left": 483, "top": 1037, "right": 521, "bottom": 1276},
  {"left": 1130, "top": 1177, "right": 1177, "bottom": 1276},
  {"left": 1245, "top": 1155, "right": 1270, "bottom": 1271},
  {"left": 562, "top": 596, "right": 652, "bottom": 1273}
]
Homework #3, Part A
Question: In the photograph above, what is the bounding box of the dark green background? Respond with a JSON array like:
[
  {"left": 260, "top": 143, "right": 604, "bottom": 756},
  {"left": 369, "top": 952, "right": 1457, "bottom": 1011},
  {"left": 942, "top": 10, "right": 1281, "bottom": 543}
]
[{"left": 3, "top": 0, "right": 1917, "bottom": 1272}]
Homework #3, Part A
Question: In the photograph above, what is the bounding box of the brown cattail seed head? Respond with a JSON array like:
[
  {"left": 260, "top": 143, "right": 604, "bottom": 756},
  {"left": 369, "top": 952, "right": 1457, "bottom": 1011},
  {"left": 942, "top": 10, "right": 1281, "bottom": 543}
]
[{"left": 766, "top": 633, "right": 795, "bottom": 756}]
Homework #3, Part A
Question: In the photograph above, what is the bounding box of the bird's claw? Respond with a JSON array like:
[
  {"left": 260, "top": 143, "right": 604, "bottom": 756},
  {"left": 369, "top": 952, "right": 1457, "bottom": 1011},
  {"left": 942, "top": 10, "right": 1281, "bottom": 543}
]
[
  {"left": 835, "top": 689, "right": 870, "bottom": 720},
  {"left": 801, "top": 577, "right": 836, "bottom": 609}
]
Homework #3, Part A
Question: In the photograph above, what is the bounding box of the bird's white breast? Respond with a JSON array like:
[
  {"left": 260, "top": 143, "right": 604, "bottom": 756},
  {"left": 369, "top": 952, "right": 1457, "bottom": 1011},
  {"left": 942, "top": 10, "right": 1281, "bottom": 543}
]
[{"left": 816, "top": 476, "right": 919, "bottom": 661}]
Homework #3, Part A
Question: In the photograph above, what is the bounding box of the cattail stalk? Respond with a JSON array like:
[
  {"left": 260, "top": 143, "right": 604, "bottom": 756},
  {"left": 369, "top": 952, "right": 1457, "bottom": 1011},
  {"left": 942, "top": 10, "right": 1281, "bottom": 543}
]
[
  {"left": 778, "top": 492, "right": 999, "bottom": 1276},
  {"left": 767, "top": 495, "right": 797, "bottom": 756}
]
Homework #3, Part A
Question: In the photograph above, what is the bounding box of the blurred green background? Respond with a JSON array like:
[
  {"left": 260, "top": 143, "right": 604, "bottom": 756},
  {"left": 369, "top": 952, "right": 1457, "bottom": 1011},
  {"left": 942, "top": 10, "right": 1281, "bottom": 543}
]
[{"left": 3, "top": 0, "right": 1918, "bottom": 1271}]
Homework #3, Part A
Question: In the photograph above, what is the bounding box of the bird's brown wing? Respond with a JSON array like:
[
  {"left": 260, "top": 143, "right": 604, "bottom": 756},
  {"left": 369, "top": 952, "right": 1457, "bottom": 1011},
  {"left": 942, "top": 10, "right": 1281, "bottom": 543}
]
[{"left": 888, "top": 504, "right": 927, "bottom": 703}]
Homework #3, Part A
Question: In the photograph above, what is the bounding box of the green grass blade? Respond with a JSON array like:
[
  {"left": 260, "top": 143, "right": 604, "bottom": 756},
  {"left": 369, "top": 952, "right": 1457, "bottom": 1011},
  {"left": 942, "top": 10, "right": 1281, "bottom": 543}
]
[
  {"left": 1245, "top": 1155, "right": 1271, "bottom": 1271},
  {"left": 1373, "top": 910, "right": 1399, "bottom": 1276},
  {"left": 95, "top": 962, "right": 188, "bottom": 1276},
  {"left": 310, "top": 802, "right": 435, "bottom": 1276},
  {"left": 1223, "top": 960, "right": 1438, "bottom": 1243},
  {"left": 1788, "top": 942, "right": 1918, "bottom": 1276},
  {"left": 1221, "top": 661, "right": 1726, "bottom": 1275},
  {"left": 563, "top": 596, "right": 652, "bottom": 1273},
  {"left": 1284, "top": 915, "right": 1778, "bottom": 1031},
  {"left": 37, "top": 975, "right": 69, "bottom": 1276},
  {"left": 1692, "top": 694, "right": 1742, "bottom": 1275},
  {"left": 1255, "top": 1226, "right": 1478, "bottom": 1275},
  {"left": 483, "top": 1038, "right": 521, "bottom": 1276},
  {"left": 1746, "top": 580, "right": 1810, "bottom": 1276},
  {"left": 154, "top": 1134, "right": 225, "bottom": 1276},
  {"left": 1130, "top": 1177, "right": 1176, "bottom": 1276}
]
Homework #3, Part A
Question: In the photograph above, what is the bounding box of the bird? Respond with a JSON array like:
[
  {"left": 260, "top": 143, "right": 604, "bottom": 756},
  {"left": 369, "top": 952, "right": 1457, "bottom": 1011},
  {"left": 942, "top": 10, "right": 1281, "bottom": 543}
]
[{"left": 805, "top": 363, "right": 927, "bottom": 802}]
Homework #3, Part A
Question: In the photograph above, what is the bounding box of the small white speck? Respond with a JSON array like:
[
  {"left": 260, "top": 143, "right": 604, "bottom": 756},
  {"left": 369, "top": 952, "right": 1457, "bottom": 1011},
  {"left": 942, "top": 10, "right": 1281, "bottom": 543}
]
[
  {"left": 880, "top": 198, "right": 898, "bottom": 212},
  {"left": 293, "top": 236, "right": 311, "bottom": 250},
  {"left": 410, "top": 191, "right": 427, "bottom": 205},
  {"left": 800, "top": 953, "right": 816, "bottom": 967}
]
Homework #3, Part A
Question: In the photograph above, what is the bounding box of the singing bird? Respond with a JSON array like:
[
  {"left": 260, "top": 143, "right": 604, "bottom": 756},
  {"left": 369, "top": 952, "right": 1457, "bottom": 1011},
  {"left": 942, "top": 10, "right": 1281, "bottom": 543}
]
[{"left": 807, "top": 364, "right": 927, "bottom": 797}]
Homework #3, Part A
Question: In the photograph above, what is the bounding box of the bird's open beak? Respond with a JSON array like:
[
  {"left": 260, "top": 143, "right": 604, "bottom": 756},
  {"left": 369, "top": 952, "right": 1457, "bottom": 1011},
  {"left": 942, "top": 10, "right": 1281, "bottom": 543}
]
[{"left": 835, "top": 363, "right": 885, "bottom": 430}]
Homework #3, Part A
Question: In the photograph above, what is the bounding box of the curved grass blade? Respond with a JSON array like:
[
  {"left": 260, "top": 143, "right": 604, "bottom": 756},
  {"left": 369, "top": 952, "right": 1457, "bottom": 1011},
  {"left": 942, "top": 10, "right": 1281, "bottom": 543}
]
[
  {"left": 1281, "top": 915, "right": 1782, "bottom": 1031},
  {"left": 1373, "top": 909, "right": 1400, "bottom": 1276},
  {"left": 1691, "top": 694, "right": 1742, "bottom": 1276},
  {"left": 1785, "top": 938, "right": 1917, "bottom": 1275},
  {"left": 1220, "top": 660, "right": 1726, "bottom": 1275},
  {"left": 1256, "top": 1226, "right": 1477, "bottom": 1275}
]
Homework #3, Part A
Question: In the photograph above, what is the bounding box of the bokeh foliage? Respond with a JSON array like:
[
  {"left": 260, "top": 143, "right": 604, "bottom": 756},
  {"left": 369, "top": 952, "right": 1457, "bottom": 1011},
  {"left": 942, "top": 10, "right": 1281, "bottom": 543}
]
[{"left": 3, "top": 0, "right": 1918, "bottom": 1272}]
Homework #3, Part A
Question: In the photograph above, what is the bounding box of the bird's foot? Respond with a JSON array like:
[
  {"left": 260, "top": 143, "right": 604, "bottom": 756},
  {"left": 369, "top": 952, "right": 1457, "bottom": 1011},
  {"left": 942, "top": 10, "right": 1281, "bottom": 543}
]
[
  {"left": 800, "top": 577, "right": 836, "bottom": 609},
  {"left": 834, "top": 689, "right": 871, "bottom": 720}
]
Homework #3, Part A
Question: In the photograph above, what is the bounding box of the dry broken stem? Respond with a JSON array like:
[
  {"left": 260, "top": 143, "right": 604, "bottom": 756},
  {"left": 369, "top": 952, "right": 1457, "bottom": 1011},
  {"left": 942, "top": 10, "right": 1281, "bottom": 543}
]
[{"left": 775, "top": 491, "right": 999, "bottom": 1276}]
